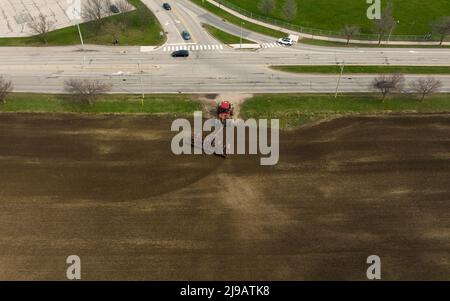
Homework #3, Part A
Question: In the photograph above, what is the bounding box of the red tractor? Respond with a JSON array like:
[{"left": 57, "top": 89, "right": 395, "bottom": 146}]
[
  {"left": 217, "top": 101, "right": 234, "bottom": 123},
  {"left": 190, "top": 101, "right": 234, "bottom": 158}
]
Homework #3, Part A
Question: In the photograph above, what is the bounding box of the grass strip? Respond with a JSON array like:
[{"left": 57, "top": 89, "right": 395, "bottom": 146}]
[
  {"left": 202, "top": 23, "right": 254, "bottom": 44},
  {"left": 271, "top": 65, "right": 450, "bottom": 74},
  {"left": 190, "top": 0, "right": 285, "bottom": 39},
  {"left": 240, "top": 93, "right": 450, "bottom": 128},
  {"left": 0, "top": 93, "right": 201, "bottom": 115}
]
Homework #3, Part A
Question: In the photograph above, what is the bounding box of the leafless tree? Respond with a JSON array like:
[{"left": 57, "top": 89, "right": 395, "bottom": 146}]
[
  {"left": 258, "top": 0, "right": 276, "bottom": 15},
  {"left": 409, "top": 77, "right": 443, "bottom": 101},
  {"left": 371, "top": 74, "right": 405, "bottom": 101},
  {"left": 82, "top": 0, "right": 111, "bottom": 30},
  {"left": 432, "top": 16, "right": 450, "bottom": 45},
  {"left": 116, "top": 0, "right": 133, "bottom": 16},
  {"left": 113, "top": 0, "right": 133, "bottom": 28},
  {"left": 282, "top": 0, "right": 298, "bottom": 21},
  {"left": 64, "top": 79, "right": 112, "bottom": 105},
  {"left": 28, "top": 13, "right": 55, "bottom": 45},
  {"left": 0, "top": 76, "right": 13, "bottom": 104},
  {"left": 342, "top": 25, "right": 360, "bottom": 45},
  {"left": 372, "top": 1, "right": 396, "bottom": 45}
]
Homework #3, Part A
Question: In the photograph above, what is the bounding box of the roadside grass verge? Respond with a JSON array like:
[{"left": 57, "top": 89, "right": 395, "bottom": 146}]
[
  {"left": 224, "top": 0, "right": 450, "bottom": 36},
  {"left": 0, "top": 0, "right": 165, "bottom": 46},
  {"left": 3, "top": 93, "right": 449, "bottom": 128},
  {"left": 240, "top": 93, "right": 450, "bottom": 128},
  {"left": 0, "top": 94, "right": 201, "bottom": 115},
  {"left": 271, "top": 65, "right": 450, "bottom": 75},
  {"left": 190, "top": 0, "right": 285, "bottom": 39},
  {"left": 299, "top": 38, "right": 450, "bottom": 48},
  {"left": 202, "top": 23, "right": 254, "bottom": 44}
]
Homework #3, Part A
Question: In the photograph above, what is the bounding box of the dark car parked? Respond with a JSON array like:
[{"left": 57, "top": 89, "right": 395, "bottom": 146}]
[
  {"left": 171, "top": 50, "right": 189, "bottom": 58},
  {"left": 110, "top": 4, "right": 120, "bottom": 14},
  {"left": 163, "top": 3, "right": 172, "bottom": 10}
]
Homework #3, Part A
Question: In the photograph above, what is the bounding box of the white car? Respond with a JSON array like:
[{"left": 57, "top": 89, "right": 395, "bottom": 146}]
[{"left": 278, "top": 37, "right": 294, "bottom": 46}]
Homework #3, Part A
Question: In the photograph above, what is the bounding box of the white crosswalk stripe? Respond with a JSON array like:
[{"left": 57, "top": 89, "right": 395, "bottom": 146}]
[
  {"left": 162, "top": 44, "right": 225, "bottom": 52},
  {"left": 161, "top": 43, "right": 286, "bottom": 52},
  {"left": 260, "top": 42, "right": 284, "bottom": 49},
  {"left": 161, "top": 42, "right": 287, "bottom": 52}
]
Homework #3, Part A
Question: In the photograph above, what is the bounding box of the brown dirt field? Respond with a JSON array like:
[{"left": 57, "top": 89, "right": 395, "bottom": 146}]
[{"left": 0, "top": 113, "right": 449, "bottom": 280}]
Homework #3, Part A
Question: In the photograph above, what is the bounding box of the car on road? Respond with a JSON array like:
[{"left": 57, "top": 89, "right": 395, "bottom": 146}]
[
  {"left": 163, "top": 3, "right": 172, "bottom": 10},
  {"left": 181, "top": 30, "right": 191, "bottom": 41},
  {"left": 278, "top": 37, "right": 294, "bottom": 46},
  {"left": 171, "top": 50, "right": 189, "bottom": 58}
]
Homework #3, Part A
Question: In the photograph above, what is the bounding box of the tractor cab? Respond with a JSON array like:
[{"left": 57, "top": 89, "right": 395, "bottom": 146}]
[{"left": 217, "top": 101, "right": 234, "bottom": 123}]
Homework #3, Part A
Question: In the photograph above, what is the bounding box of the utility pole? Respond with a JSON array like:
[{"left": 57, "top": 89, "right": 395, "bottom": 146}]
[
  {"left": 240, "top": 22, "right": 245, "bottom": 49},
  {"left": 70, "top": 7, "right": 85, "bottom": 65},
  {"left": 334, "top": 62, "right": 345, "bottom": 99},
  {"left": 71, "top": 7, "right": 85, "bottom": 51},
  {"left": 138, "top": 62, "right": 145, "bottom": 104},
  {"left": 387, "top": 27, "right": 394, "bottom": 44},
  {"left": 387, "top": 20, "right": 400, "bottom": 44},
  {"left": 76, "top": 23, "right": 85, "bottom": 51}
]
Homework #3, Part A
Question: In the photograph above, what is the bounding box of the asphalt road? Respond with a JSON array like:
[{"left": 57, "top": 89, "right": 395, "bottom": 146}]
[
  {"left": 143, "top": 0, "right": 218, "bottom": 45},
  {"left": 1, "top": 44, "right": 449, "bottom": 94},
  {"left": 172, "top": 0, "right": 274, "bottom": 44},
  {"left": 0, "top": 0, "right": 449, "bottom": 93}
]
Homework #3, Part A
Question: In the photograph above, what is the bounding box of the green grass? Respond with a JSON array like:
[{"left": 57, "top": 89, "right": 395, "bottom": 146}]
[
  {"left": 271, "top": 65, "right": 450, "bottom": 74},
  {"left": 224, "top": 0, "right": 450, "bottom": 36},
  {"left": 0, "top": 94, "right": 201, "bottom": 115},
  {"left": 3, "top": 93, "right": 449, "bottom": 129},
  {"left": 0, "top": 0, "right": 165, "bottom": 46},
  {"left": 299, "top": 38, "right": 450, "bottom": 48},
  {"left": 202, "top": 23, "right": 254, "bottom": 44},
  {"left": 190, "top": 0, "right": 285, "bottom": 38},
  {"left": 241, "top": 93, "right": 450, "bottom": 128}
]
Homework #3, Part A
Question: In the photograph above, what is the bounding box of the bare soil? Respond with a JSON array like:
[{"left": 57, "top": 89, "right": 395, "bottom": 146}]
[{"left": 0, "top": 113, "right": 449, "bottom": 280}]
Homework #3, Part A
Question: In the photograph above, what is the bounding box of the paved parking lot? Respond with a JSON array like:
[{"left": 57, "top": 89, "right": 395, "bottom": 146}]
[
  {"left": 0, "top": 0, "right": 124, "bottom": 37},
  {"left": 0, "top": 0, "right": 75, "bottom": 37}
]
